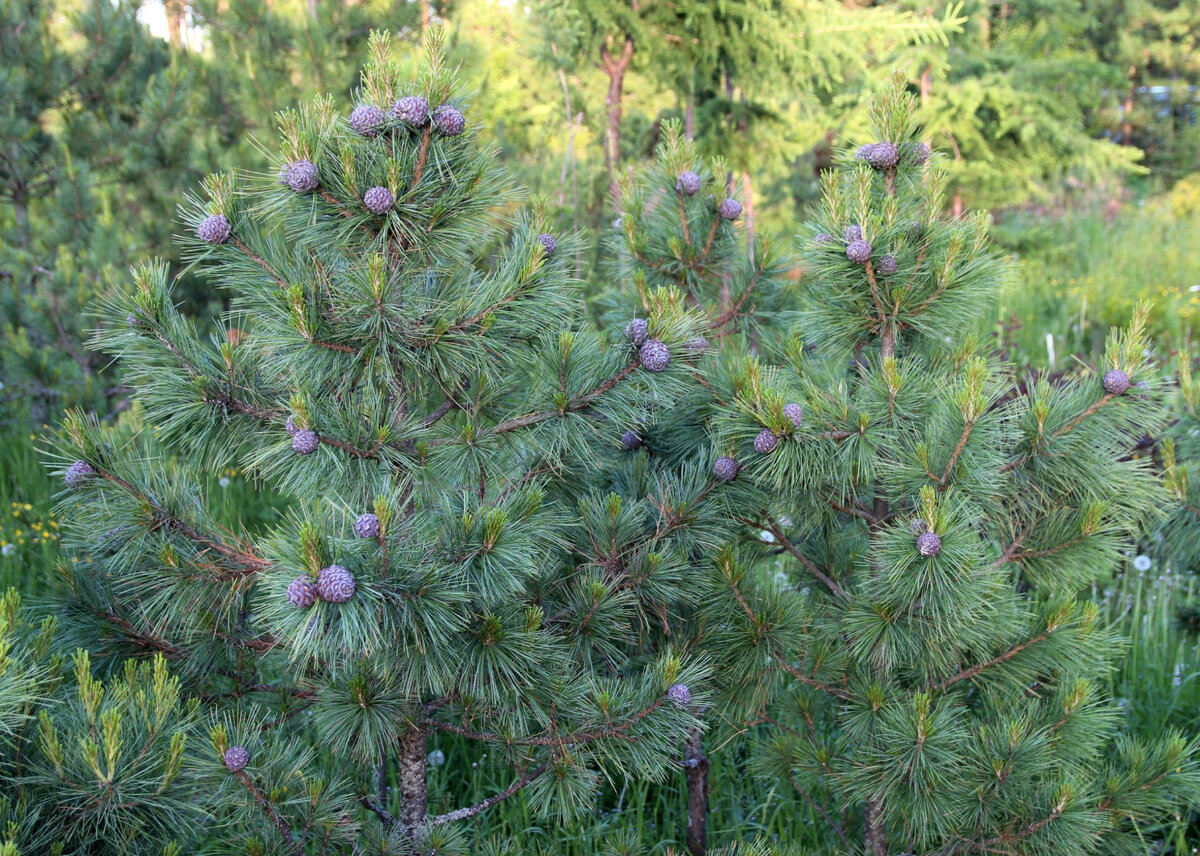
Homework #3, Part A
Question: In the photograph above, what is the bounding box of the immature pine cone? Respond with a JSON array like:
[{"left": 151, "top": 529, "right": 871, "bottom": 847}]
[
  {"left": 287, "top": 575, "right": 318, "bottom": 609},
  {"left": 392, "top": 95, "right": 429, "bottom": 126},
  {"left": 876, "top": 255, "right": 898, "bottom": 276},
  {"left": 1103, "top": 369, "right": 1131, "bottom": 395},
  {"left": 285, "top": 415, "right": 299, "bottom": 436},
  {"left": 286, "top": 160, "right": 320, "bottom": 193},
  {"left": 196, "top": 214, "right": 231, "bottom": 245},
  {"left": 712, "top": 456, "right": 740, "bottom": 482},
  {"left": 65, "top": 460, "right": 96, "bottom": 487},
  {"left": 718, "top": 198, "right": 742, "bottom": 221},
  {"left": 683, "top": 337, "right": 709, "bottom": 352},
  {"left": 639, "top": 339, "right": 671, "bottom": 372},
  {"left": 432, "top": 105, "right": 465, "bottom": 136},
  {"left": 676, "top": 171, "right": 701, "bottom": 196},
  {"left": 916, "top": 532, "right": 942, "bottom": 557},
  {"left": 354, "top": 513, "right": 380, "bottom": 539},
  {"left": 666, "top": 684, "right": 692, "bottom": 708},
  {"left": 625, "top": 318, "right": 649, "bottom": 346},
  {"left": 846, "top": 240, "right": 872, "bottom": 264},
  {"left": 902, "top": 142, "right": 931, "bottom": 164},
  {"left": 842, "top": 224, "right": 863, "bottom": 242},
  {"left": 854, "top": 143, "right": 877, "bottom": 163},
  {"left": 223, "top": 746, "right": 249, "bottom": 772},
  {"left": 317, "top": 565, "right": 356, "bottom": 602},
  {"left": 754, "top": 429, "right": 779, "bottom": 454},
  {"left": 363, "top": 186, "right": 394, "bottom": 215},
  {"left": 538, "top": 233, "right": 557, "bottom": 256},
  {"left": 865, "top": 141, "right": 899, "bottom": 169},
  {"left": 783, "top": 403, "right": 803, "bottom": 428},
  {"left": 620, "top": 430, "right": 642, "bottom": 451},
  {"left": 292, "top": 430, "right": 320, "bottom": 456},
  {"left": 349, "top": 104, "right": 386, "bottom": 137},
  {"left": 814, "top": 233, "right": 832, "bottom": 244}
]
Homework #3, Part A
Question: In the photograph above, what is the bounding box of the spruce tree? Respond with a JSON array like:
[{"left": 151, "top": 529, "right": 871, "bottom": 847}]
[
  {"left": 693, "top": 78, "right": 1200, "bottom": 854},
  {"left": 48, "top": 32, "right": 708, "bottom": 852}
]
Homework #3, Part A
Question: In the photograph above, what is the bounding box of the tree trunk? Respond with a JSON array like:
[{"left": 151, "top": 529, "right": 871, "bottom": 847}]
[
  {"left": 308, "top": 0, "right": 318, "bottom": 20},
  {"left": 601, "top": 36, "right": 634, "bottom": 199},
  {"left": 684, "top": 726, "right": 709, "bottom": 856},
  {"left": 685, "top": 93, "right": 696, "bottom": 141},
  {"left": 865, "top": 797, "right": 887, "bottom": 855},
  {"left": 165, "top": 0, "right": 184, "bottom": 48},
  {"left": 420, "top": 0, "right": 432, "bottom": 33},
  {"left": 919, "top": 66, "right": 932, "bottom": 105},
  {"left": 397, "top": 729, "right": 427, "bottom": 831},
  {"left": 1122, "top": 65, "right": 1137, "bottom": 145},
  {"left": 741, "top": 171, "right": 755, "bottom": 249}
]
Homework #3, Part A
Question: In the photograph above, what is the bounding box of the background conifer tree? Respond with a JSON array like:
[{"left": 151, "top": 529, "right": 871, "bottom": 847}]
[
  {"left": 48, "top": 32, "right": 711, "bottom": 853},
  {"left": 693, "top": 78, "right": 1200, "bottom": 854}
]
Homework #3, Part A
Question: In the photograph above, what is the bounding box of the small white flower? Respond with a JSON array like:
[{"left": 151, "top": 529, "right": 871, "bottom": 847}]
[
  {"left": 427, "top": 749, "right": 445, "bottom": 767},
  {"left": 1, "top": 544, "right": 15, "bottom": 557},
  {"left": 218, "top": 477, "right": 231, "bottom": 488},
  {"left": 1189, "top": 284, "right": 1200, "bottom": 293},
  {"left": 1134, "top": 555, "right": 1152, "bottom": 572},
  {"left": 760, "top": 530, "right": 776, "bottom": 543}
]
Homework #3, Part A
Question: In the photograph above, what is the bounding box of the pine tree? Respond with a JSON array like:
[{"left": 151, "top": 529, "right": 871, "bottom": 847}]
[
  {"left": 48, "top": 31, "right": 710, "bottom": 852},
  {"left": 1156, "top": 353, "right": 1200, "bottom": 573},
  {"left": 691, "top": 77, "right": 1200, "bottom": 854}
]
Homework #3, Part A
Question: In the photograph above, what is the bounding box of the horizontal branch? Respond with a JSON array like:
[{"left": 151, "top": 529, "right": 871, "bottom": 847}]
[{"left": 429, "top": 763, "right": 549, "bottom": 826}]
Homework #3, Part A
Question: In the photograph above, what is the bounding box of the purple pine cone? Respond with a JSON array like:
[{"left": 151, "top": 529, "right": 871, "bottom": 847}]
[
  {"left": 625, "top": 318, "right": 649, "bottom": 346},
  {"left": 902, "top": 142, "right": 931, "bottom": 164},
  {"left": 916, "top": 532, "right": 942, "bottom": 557},
  {"left": 842, "top": 224, "right": 863, "bottom": 242},
  {"left": 392, "top": 95, "right": 429, "bottom": 127},
  {"left": 65, "top": 460, "right": 97, "bottom": 487},
  {"left": 223, "top": 746, "right": 249, "bottom": 772},
  {"left": 712, "top": 456, "right": 740, "bottom": 482},
  {"left": 676, "top": 171, "right": 701, "bottom": 196},
  {"left": 783, "top": 403, "right": 803, "bottom": 428},
  {"left": 538, "top": 233, "right": 557, "bottom": 256},
  {"left": 1103, "top": 369, "right": 1130, "bottom": 395},
  {"left": 909, "top": 519, "right": 930, "bottom": 535},
  {"left": 286, "top": 160, "right": 320, "bottom": 193},
  {"left": 854, "top": 143, "right": 877, "bottom": 163},
  {"left": 866, "top": 141, "right": 899, "bottom": 169},
  {"left": 718, "top": 198, "right": 742, "bottom": 221},
  {"left": 317, "top": 564, "right": 356, "bottom": 603},
  {"left": 846, "top": 240, "right": 872, "bottom": 264},
  {"left": 349, "top": 104, "right": 386, "bottom": 137},
  {"left": 196, "top": 214, "right": 231, "bottom": 245},
  {"left": 292, "top": 430, "right": 320, "bottom": 456},
  {"left": 666, "top": 683, "right": 692, "bottom": 708},
  {"left": 876, "top": 255, "right": 898, "bottom": 276},
  {"left": 285, "top": 415, "right": 299, "bottom": 436},
  {"left": 620, "top": 430, "right": 642, "bottom": 451},
  {"left": 754, "top": 429, "right": 779, "bottom": 454},
  {"left": 363, "top": 186, "right": 394, "bottom": 214},
  {"left": 354, "top": 512, "right": 380, "bottom": 539},
  {"left": 683, "top": 336, "right": 710, "bottom": 352},
  {"left": 814, "top": 233, "right": 832, "bottom": 245},
  {"left": 287, "top": 575, "right": 318, "bottom": 609},
  {"left": 432, "top": 105, "right": 465, "bottom": 136},
  {"left": 639, "top": 339, "right": 671, "bottom": 373}
]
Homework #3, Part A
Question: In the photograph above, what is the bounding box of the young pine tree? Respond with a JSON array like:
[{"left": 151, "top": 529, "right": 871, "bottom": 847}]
[
  {"left": 696, "top": 78, "right": 1200, "bottom": 855},
  {"left": 49, "top": 32, "right": 708, "bottom": 853}
]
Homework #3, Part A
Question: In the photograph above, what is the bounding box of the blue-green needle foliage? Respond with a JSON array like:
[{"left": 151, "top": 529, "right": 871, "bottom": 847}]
[
  {"left": 692, "top": 77, "right": 1200, "bottom": 854},
  {"left": 44, "top": 31, "right": 711, "bottom": 854}
]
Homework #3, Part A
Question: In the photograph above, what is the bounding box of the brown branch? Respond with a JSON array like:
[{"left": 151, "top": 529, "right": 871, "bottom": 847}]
[
  {"left": 761, "top": 517, "right": 846, "bottom": 599},
  {"left": 930, "top": 630, "right": 1053, "bottom": 694},
  {"left": 429, "top": 763, "right": 549, "bottom": 825},
  {"left": 787, "top": 771, "right": 848, "bottom": 847},
  {"left": 235, "top": 770, "right": 305, "bottom": 856}
]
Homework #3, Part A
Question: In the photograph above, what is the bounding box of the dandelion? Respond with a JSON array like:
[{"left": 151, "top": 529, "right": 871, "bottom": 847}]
[
  {"left": 427, "top": 749, "right": 445, "bottom": 767},
  {"left": 218, "top": 477, "right": 231, "bottom": 488},
  {"left": 760, "top": 530, "right": 776, "bottom": 543},
  {"left": 1, "top": 544, "right": 15, "bottom": 557},
  {"left": 1133, "top": 555, "right": 1152, "bottom": 572}
]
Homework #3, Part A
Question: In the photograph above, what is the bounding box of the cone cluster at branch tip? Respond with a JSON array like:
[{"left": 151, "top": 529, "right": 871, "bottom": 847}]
[
  {"left": 432, "top": 105, "right": 465, "bottom": 136},
  {"left": 317, "top": 565, "right": 356, "bottom": 603},
  {"left": 754, "top": 429, "right": 779, "bottom": 454},
  {"left": 363, "top": 186, "right": 394, "bottom": 214},
  {"left": 683, "top": 336, "right": 709, "bottom": 352},
  {"left": 718, "top": 198, "right": 742, "bottom": 221},
  {"left": 392, "top": 95, "right": 429, "bottom": 127},
  {"left": 877, "top": 254, "right": 898, "bottom": 276},
  {"left": 65, "top": 460, "right": 97, "bottom": 487},
  {"left": 783, "top": 403, "right": 803, "bottom": 428},
  {"left": 712, "top": 456, "right": 740, "bottom": 482},
  {"left": 196, "top": 214, "right": 231, "bottom": 245},
  {"left": 287, "top": 575, "right": 318, "bottom": 609},
  {"left": 292, "top": 430, "right": 319, "bottom": 456},
  {"left": 638, "top": 339, "right": 671, "bottom": 372},
  {"left": 903, "top": 141, "right": 932, "bottom": 164},
  {"left": 624, "top": 318, "right": 649, "bottom": 346},
  {"left": 666, "top": 684, "right": 692, "bottom": 708},
  {"left": 620, "top": 430, "right": 641, "bottom": 451},
  {"left": 354, "top": 513, "right": 380, "bottom": 539},
  {"left": 856, "top": 141, "right": 899, "bottom": 169},
  {"left": 286, "top": 160, "right": 320, "bottom": 193},
  {"left": 814, "top": 233, "right": 832, "bottom": 244},
  {"left": 349, "top": 104, "right": 386, "bottom": 137},
  {"left": 676, "top": 171, "right": 701, "bottom": 196},
  {"left": 846, "top": 240, "right": 872, "bottom": 264},
  {"left": 916, "top": 531, "right": 942, "bottom": 557},
  {"left": 223, "top": 746, "right": 249, "bottom": 773},
  {"left": 537, "top": 233, "right": 557, "bottom": 256},
  {"left": 842, "top": 224, "right": 862, "bottom": 242},
  {"left": 285, "top": 414, "right": 298, "bottom": 436},
  {"left": 1103, "top": 369, "right": 1131, "bottom": 395}
]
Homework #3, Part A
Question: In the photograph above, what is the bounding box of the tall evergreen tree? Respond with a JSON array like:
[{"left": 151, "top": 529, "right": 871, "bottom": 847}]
[
  {"left": 48, "top": 31, "right": 710, "bottom": 852},
  {"left": 692, "top": 78, "right": 1200, "bottom": 854}
]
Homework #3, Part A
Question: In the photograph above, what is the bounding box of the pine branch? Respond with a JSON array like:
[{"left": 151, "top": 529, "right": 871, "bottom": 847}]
[
  {"left": 759, "top": 517, "right": 846, "bottom": 598},
  {"left": 929, "top": 630, "right": 1054, "bottom": 694},
  {"left": 787, "top": 770, "right": 849, "bottom": 847},
  {"left": 424, "top": 698, "right": 666, "bottom": 746},
  {"left": 428, "top": 763, "right": 549, "bottom": 825},
  {"left": 235, "top": 770, "right": 305, "bottom": 856}
]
